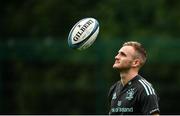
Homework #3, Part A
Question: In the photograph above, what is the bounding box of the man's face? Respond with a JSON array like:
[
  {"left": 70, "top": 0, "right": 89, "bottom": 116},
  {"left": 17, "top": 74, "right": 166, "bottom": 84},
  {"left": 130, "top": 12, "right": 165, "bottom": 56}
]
[{"left": 113, "top": 46, "right": 136, "bottom": 71}]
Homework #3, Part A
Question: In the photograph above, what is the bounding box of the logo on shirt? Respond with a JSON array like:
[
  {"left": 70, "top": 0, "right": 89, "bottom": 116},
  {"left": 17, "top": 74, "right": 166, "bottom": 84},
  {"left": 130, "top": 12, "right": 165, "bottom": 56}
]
[
  {"left": 112, "top": 92, "right": 117, "bottom": 100},
  {"left": 126, "top": 88, "right": 135, "bottom": 100},
  {"left": 117, "top": 100, "right": 122, "bottom": 106}
]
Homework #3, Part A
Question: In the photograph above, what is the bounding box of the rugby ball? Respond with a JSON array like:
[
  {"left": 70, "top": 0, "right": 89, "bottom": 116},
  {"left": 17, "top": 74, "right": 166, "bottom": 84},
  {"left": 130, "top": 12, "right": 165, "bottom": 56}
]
[{"left": 68, "top": 18, "right": 99, "bottom": 50}]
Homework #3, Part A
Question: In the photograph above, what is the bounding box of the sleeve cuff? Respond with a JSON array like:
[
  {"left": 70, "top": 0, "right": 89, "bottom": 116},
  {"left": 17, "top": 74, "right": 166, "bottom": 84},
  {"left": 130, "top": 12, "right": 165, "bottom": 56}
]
[{"left": 149, "top": 108, "right": 160, "bottom": 114}]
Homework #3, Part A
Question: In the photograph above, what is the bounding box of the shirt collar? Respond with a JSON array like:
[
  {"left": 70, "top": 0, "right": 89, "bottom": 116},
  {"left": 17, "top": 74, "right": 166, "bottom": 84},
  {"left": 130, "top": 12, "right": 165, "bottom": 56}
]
[{"left": 127, "top": 74, "right": 141, "bottom": 85}]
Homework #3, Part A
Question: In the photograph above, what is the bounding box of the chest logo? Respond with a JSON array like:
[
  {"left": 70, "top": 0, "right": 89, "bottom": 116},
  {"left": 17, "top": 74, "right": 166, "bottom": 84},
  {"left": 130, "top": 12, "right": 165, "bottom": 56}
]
[
  {"left": 112, "top": 92, "right": 117, "bottom": 100},
  {"left": 117, "top": 100, "right": 122, "bottom": 106},
  {"left": 126, "top": 88, "right": 135, "bottom": 100}
]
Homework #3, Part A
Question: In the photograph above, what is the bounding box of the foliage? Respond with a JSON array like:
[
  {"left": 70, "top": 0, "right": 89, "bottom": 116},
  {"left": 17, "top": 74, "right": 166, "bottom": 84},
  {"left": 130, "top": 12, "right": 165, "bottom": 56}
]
[
  {"left": 0, "top": 0, "right": 180, "bottom": 38},
  {"left": 0, "top": 0, "right": 180, "bottom": 114}
]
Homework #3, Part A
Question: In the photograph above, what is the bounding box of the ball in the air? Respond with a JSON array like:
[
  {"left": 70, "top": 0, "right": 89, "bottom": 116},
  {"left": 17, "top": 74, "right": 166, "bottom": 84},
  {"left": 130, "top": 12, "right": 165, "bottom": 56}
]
[{"left": 68, "top": 18, "right": 99, "bottom": 50}]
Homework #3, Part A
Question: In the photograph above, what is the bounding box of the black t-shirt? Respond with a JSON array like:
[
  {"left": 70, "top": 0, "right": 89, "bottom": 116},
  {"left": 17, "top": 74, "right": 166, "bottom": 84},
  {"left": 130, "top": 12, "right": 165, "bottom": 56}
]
[{"left": 108, "top": 75, "right": 160, "bottom": 115}]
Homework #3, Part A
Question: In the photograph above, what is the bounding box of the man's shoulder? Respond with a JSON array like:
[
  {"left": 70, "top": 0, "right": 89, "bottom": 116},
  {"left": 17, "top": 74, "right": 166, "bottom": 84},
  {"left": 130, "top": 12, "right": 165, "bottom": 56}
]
[
  {"left": 110, "top": 81, "right": 119, "bottom": 88},
  {"left": 108, "top": 81, "right": 119, "bottom": 99},
  {"left": 109, "top": 81, "right": 119, "bottom": 93},
  {"left": 135, "top": 76, "right": 156, "bottom": 96}
]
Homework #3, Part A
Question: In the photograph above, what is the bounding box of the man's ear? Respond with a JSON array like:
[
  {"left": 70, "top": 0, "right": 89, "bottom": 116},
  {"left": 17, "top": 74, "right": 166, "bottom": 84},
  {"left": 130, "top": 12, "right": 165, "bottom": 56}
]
[{"left": 132, "top": 59, "right": 141, "bottom": 67}]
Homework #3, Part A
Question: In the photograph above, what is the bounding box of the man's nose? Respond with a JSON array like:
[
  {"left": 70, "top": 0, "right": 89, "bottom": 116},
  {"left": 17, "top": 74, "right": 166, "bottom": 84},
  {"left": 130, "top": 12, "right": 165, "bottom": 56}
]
[{"left": 115, "top": 54, "right": 119, "bottom": 59}]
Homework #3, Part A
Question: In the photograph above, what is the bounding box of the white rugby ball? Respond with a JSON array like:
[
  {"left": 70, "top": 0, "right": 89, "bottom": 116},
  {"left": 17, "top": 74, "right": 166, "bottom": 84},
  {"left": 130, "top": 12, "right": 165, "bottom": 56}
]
[{"left": 68, "top": 18, "right": 99, "bottom": 50}]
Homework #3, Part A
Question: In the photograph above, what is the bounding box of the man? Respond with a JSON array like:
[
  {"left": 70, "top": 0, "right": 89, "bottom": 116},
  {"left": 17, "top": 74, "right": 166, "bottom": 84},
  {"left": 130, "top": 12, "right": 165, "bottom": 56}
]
[{"left": 108, "top": 41, "right": 160, "bottom": 115}]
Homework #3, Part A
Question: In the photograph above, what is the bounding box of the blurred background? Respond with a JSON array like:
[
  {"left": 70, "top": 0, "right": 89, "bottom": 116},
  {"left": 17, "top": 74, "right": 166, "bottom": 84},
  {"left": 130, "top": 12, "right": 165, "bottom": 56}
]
[{"left": 0, "top": 0, "right": 180, "bottom": 114}]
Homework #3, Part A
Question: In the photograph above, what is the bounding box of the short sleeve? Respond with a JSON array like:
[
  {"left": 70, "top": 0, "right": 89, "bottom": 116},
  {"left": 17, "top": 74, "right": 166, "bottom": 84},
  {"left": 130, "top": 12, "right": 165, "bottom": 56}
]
[{"left": 139, "top": 88, "right": 160, "bottom": 114}]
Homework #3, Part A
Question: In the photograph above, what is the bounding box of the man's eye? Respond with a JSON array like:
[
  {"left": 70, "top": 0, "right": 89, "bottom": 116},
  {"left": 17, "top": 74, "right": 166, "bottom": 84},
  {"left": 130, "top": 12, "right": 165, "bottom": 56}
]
[{"left": 120, "top": 52, "right": 126, "bottom": 56}]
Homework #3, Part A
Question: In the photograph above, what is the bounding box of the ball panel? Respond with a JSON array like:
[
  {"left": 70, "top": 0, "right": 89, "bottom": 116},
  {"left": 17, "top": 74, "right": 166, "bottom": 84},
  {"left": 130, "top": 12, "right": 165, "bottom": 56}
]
[
  {"left": 71, "top": 18, "right": 96, "bottom": 44},
  {"left": 73, "top": 19, "right": 99, "bottom": 49},
  {"left": 68, "top": 17, "right": 99, "bottom": 50},
  {"left": 78, "top": 27, "right": 99, "bottom": 50},
  {"left": 67, "top": 18, "right": 86, "bottom": 48}
]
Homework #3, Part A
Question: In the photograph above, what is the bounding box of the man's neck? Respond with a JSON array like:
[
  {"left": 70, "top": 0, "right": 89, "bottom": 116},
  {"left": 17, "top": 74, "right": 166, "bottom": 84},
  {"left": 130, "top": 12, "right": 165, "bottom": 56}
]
[{"left": 120, "top": 70, "right": 138, "bottom": 86}]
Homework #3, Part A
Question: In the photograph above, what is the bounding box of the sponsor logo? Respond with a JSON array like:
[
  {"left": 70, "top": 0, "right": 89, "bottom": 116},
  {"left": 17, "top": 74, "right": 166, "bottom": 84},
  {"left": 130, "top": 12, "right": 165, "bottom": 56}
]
[{"left": 111, "top": 107, "right": 133, "bottom": 113}]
